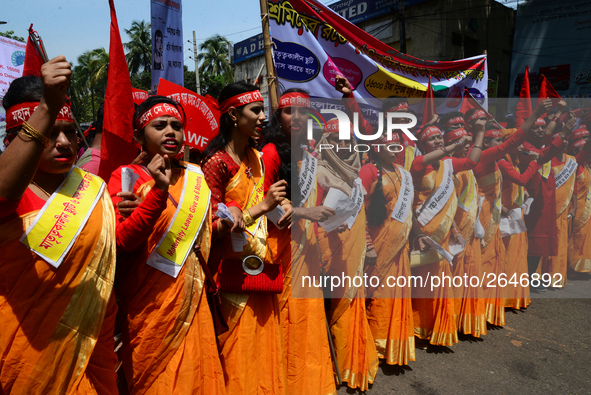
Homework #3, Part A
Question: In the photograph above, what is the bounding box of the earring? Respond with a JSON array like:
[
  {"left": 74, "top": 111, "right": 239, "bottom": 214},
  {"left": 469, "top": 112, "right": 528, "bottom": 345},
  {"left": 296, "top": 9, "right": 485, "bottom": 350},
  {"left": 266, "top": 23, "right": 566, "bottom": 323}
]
[{"left": 234, "top": 122, "right": 238, "bottom": 127}]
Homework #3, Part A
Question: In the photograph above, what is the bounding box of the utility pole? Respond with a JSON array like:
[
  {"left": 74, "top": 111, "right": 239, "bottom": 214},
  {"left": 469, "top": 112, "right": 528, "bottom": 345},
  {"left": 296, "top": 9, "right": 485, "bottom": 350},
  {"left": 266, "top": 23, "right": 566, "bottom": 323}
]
[
  {"left": 260, "top": 0, "right": 279, "bottom": 113},
  {"left": 398, "top": 0, "right": 407, "bottom": 53},
  {"left": 192, "top": 31, "right": 201, "bottom": 95}
]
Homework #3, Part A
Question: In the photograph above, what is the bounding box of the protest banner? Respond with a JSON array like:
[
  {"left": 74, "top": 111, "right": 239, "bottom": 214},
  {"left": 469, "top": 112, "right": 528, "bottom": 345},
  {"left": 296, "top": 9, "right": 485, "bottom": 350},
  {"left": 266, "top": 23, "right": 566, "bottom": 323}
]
[
  {"left": 157, "top": 78, "right": 220, "bottom": 151},
  {"left": 151, "top": 0, "right": 184, "bottom": 93},
  {"left": 268, "top": 0, "right": 488, "bottom": 123}
]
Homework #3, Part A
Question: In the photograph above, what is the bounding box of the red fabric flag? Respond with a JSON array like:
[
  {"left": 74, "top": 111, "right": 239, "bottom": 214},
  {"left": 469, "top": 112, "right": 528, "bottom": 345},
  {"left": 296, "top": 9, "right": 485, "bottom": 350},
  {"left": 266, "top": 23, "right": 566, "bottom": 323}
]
[
  {"left": 157, "top": 78, "right": 220, "bottom": 151},
  {"left": 421, "top": 76, "right": 435, "bottom": 126},
  {"left": 131, "top": 87, "right": 149, "bottom": 105},
  {"left": 98, "top": 0, "right": 139, "bottom": 182},
  {"left": 536, "top": 75, "right": 562, "bottom": 117},
  {"left": 22, "top": 25, "right": 45, "bottom": 77},
  {"left": 515, "top": 66, "right": 533, "bottom": 129},
  {"left": 459, "top": 89, "right": 490, "bottom": 117}
]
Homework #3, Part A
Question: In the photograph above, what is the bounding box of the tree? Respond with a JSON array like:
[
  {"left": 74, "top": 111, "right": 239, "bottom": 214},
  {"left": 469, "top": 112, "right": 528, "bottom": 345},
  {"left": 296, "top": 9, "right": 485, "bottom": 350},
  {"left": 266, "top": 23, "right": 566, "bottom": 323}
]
[
  {"left": 87, "top": 47, "right": 110, "bottom": 93},
  {"left": 197, "top": 34, "right": 233, "bottom": 79},
  {"left": 0, "top": 30, "right": 25, "bottom": 43},
  {"left": 124, "top": 20, "right": 152, "bottom": 76},
  {"left": 69, "top": 48, "right": 109, "bottom": 122}
]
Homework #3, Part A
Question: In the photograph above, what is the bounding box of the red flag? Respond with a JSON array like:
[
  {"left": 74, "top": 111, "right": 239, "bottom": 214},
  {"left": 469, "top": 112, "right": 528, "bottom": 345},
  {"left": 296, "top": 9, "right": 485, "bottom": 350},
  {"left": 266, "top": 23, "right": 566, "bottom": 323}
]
[
  {"left": 460, "top": 89, "right": 489, "bottom": 117},
  {"left": 421, "top": 76, "right": 435, "bottom": 126},
  {"left": 515, "top": 66, "right": 533, "bottom": 129},
  {"left": 22, "top": 25, "right": 45, "bottom": 77},
  {"left": 536, "top": 75, "right": 561, "bottom": 117},
  {"left": 131, "top": 87, "right": 149, "bottom": 106},
  {"left": 98, "top": 0, "right": 138, "bottom": 182},
  {"left": 157, "top": 78, "right": 220, "bottom": 151}
]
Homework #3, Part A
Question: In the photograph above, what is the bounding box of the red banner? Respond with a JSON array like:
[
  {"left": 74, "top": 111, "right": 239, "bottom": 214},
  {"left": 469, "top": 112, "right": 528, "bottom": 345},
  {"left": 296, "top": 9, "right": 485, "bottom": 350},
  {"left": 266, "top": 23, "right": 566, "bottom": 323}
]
[
  {"left": 156, "top": 79, "right": 220, "bottom": 151},
  {"left": 131, "top": 87, "right": 149, "bottom": 106}
]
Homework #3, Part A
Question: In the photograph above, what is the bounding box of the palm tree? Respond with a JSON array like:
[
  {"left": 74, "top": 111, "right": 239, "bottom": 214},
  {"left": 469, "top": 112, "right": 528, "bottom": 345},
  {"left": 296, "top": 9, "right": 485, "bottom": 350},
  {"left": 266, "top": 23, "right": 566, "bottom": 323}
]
[
  {"left": 87, "top": 47, "right": 110, "bottom": 92},
  {"left": 197, "top": 34, "right": 233, "bottom": 79},
  {"left": 124, "top": 20, "right": 152, "bottom": 75}
]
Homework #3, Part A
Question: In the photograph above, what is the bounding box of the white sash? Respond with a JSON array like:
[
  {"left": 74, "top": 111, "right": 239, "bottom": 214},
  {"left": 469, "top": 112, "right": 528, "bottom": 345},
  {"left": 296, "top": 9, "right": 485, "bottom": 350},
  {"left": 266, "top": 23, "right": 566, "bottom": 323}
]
[
  {"left": 298, "top": 151, "right": 318, "bottom": 207},
  {"left": 474, "top": 196, "right": 485, "bottom": 239},
  {"left": 416, "top": 158, "right": 454, "bottom": 226},
  {"left": 555, "top": 157, "right": 577, "bottom": 189},
  {"left": 391, "top": 167, "right": 414, "bottom": 223},
  {"left": 345, "top": 178, "right": 364, "bottom": 228}
]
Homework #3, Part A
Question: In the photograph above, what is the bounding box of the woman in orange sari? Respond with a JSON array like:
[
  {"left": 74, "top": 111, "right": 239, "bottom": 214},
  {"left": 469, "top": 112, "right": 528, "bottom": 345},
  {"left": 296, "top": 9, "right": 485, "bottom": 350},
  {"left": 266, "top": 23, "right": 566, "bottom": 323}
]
[
  {"left": 262, "top": 89, "right": 337, "bottom": 395},
  {"left": 360, "top": 132, "right": 421, "bottom": 365},
  {"left": 497, "top": 149, "right": 538, "bottom": 309},
  {"left": 201, "top": 82, "right": 288, "bottom": 395},
  {"left": 471, "top": 102, "right": 552, "bottom": 325},
  {"left": 108, "top": 96, "right": 226, "bottom": 394},
  {"left": 443, "top": 127, "right": 487, "bottom": 338},
  {"left": 315, "top": 119, "right": 378, "bottom": 390},
  {"left": 410, "top": 125, "right": 483, "bottom": 347},
  {"left": 568, "top": 136, "right": 591, "bottom": 273},
  {"left": 540, "top": 128, "right": 585, "bottom": 287},
  {"left": 0, "top": 58, "right": 118, "bottom": 394}
]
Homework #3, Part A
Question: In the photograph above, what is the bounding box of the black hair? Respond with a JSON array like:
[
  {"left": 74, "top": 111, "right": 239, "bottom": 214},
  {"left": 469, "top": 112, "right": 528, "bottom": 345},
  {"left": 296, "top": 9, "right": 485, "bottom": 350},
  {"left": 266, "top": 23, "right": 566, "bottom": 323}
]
[
  {"left": 155, "top": 29, "right": 163, "bottom": 40},
  {"left": 464, "top": 108, "right": 480, "bottom": 122},
  {"left": 133, "top": 95, "right": 186, "bottom": 133},
  {"left": 200, "top": 82, "right": 259, "bottom": 166},
  {"left": 2, "top": 75, "right": 43, "bottom": 134},
  {"left": 439, "top": 111, "right": 464, "bottom": 131},
  {"left": 2, "top": 75, "right": 43, "bottom": 111},
  {"left": 365, "top": 157, "right": 388, "bottom": 226},
  {"left": 3, "top": 76, "right": 43, "bottom": 134},
  {"left": 382, "top": 95, "right": 407, "bottom": 113},
  {"left": 484, "top": 121, "right": 498, "bottom": 131},
  {"left": 262, "top": 87, "right": 308, "bottom": 206}
]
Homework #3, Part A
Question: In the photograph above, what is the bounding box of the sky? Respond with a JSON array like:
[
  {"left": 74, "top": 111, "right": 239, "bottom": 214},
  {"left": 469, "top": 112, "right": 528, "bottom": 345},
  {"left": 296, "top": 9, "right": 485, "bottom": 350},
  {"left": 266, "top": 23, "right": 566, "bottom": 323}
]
[{"left": 0, "top": 0, "right": 267, "bottom": 72}]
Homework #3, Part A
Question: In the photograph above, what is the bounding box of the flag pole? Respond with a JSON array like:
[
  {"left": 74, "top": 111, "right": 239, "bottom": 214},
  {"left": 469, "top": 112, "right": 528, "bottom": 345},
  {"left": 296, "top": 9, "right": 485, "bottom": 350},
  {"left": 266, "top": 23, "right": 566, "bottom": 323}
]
[
  {"left": 28, "top": 25, "right": 90, "bottom": 148},
  {"left": 259, "top": 0, "right": 279, "bottom": 113},
  {"left": 464, "top": 89, "right": 503, "bottom": 130}
]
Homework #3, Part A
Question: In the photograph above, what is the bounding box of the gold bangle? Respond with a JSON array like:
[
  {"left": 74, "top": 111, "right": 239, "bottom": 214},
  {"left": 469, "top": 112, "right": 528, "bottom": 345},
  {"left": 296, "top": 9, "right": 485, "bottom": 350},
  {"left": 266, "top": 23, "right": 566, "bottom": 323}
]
[
  {"left": 283, "top": 198, "right": 292, "bottom": 205},
  {"left": 243, "top": 209, "right": 256, "bottom": 227},
  {"left": 21, "top": 121, "right": 50, "bottom": 148},
  {"left": 472, "top": 145, "right": 483, "bottom": 150}
]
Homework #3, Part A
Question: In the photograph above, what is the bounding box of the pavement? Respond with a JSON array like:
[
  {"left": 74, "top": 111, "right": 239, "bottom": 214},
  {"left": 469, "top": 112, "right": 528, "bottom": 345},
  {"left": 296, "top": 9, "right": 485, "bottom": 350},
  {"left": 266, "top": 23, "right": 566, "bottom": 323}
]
[{"left": 336, "top": 273, "right": 591, "bottom": 394}]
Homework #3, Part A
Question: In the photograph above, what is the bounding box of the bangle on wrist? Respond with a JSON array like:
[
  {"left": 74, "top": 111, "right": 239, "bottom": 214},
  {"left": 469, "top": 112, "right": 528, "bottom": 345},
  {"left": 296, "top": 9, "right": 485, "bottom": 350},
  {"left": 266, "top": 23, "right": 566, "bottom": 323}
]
[
  {"left": 472, "top": 145, "right": 482, "bottom": 150},
  {"left": 20, "top": 121, "right": 50, "bottom": 148},
  {"left": 243, "top": 209, "right": 256, "bottom": 227}
]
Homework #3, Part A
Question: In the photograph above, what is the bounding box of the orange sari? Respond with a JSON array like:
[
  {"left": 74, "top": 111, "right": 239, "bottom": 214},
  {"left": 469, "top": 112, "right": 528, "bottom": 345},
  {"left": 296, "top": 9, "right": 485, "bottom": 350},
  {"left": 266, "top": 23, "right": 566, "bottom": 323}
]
[
  {"left": 452, "top": 170, "right": 487, "bottom": 337},
  {"left": 0, "top": 188, "right": 117, "bottom": 394},
  {"left": 365, "top": 165, "right": 416, "bottom": 365},
  {"left": 412, "top": 159, "right": 458, "bottom": 346},
  {"left": 475, "top": 169, "right": 506, "bottom": 326},
  {"left": 269, "top": 152, "right": 336, "bottom": 395},
  {"left": 541, "top": 155, "right": 577, "bottom": 286},
  {"left": 213, "top": 148, "right": 286, "bottom": 395},
  {"left": 500, "top": 156, "right": 531, "bottom": 309},
  {"left": 113, "top": 165, "right": 226, "bottom": 395},
  {"left": 569, "top": 165, "right": 591, "bottom": 273},
  {"left": 316, "top": 173, "right": 378, "bottom": 390}
]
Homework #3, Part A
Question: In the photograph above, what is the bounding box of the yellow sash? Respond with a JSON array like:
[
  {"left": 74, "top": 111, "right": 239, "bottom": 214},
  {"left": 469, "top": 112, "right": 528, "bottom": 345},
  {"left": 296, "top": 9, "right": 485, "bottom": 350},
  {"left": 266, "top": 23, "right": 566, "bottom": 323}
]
[
  {"left": 244, "top": 173, "right": 265, "bottom": 235},
  {"left": 457, "top": 170, "right": 477, "bottom": 212},
  {"left": 514, "top": 185, "right": 524, "bottom": 207},
  {"left": 21, "top": 167, "right": 104, "bottom": 268},
  {"left": 147, "top": 164, "right": 210, "bottom": 278},
  {"left": 404, "top": 145, "right": 415, "bottom": 171},
  {"left": 539, "top": 161, "right": 551, "bottom": 179}
]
